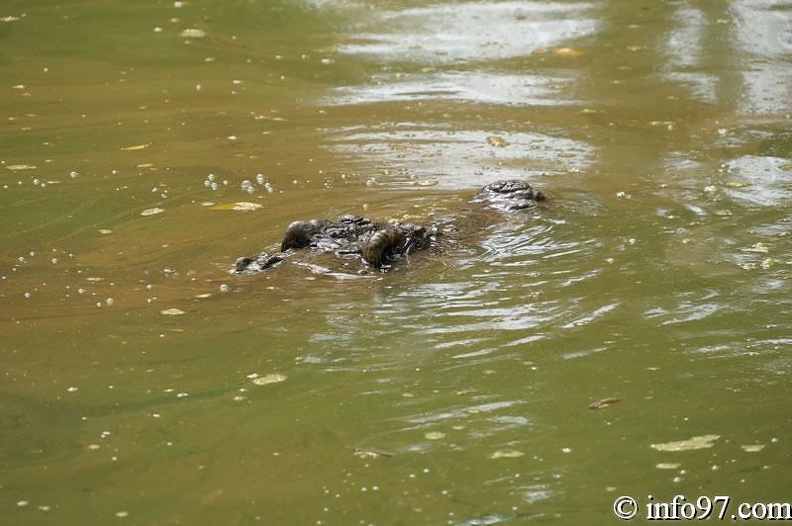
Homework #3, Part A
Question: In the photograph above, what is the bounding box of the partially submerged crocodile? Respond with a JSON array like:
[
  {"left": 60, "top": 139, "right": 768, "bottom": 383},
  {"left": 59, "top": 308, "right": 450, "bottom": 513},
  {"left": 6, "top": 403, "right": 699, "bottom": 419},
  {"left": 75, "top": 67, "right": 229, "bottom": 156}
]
[{"left": 234, "top": 179, "right": 546, "bottom": 273}]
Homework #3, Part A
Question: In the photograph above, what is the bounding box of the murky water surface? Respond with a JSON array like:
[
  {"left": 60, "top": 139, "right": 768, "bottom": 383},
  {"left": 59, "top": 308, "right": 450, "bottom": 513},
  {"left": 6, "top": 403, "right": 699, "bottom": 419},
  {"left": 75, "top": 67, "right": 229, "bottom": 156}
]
[{"left": 2, "top": 0, "right": 790, "bottom": 524}]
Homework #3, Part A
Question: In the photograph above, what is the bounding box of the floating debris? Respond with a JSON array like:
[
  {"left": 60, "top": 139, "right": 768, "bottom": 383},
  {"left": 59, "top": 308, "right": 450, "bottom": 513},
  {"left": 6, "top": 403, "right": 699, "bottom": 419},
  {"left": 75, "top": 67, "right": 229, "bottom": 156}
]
[
  {"left": 5, "top": 164, "right": 36, "bottom": 170},
  {"left": 179, "top": 28, "right": 206, "bottom": 38},
  {"left": 160, "top": 308, "right": 185, "bottom": 316},
  {"left": 353, "top": 448, "right": 394, "bottom": 459},
  {"left": 121, "top": 143, "right": 149, "bottom": 151},
  {"left": 486, "top": 135, "right": 509, "bottom": 147},
  {"left": 210, "top": 202, "right": 263, "bottom": 212},
  {"left": 98, "top": 229, "right": 113, "bottom": 235},
  {"left": 140, "top": 207, "right": 165, "bottom": 216},
  {"left": 741, "top": 444, "right": 765, "bottom": 453},
  {"left": 589, "top": 397, "right": 619, "bottom": 410},
  {"left": 489, "top": 450, "right": 525, "bottom": 459},
  {"left": 552, "top": 47, "right": 585, "bottom": 57},
  {"left": 251, "top": 373, "right": 287, "bottom": 385},
  {"left": 650, "top": 434, "right": 720, "bottom": 452}
]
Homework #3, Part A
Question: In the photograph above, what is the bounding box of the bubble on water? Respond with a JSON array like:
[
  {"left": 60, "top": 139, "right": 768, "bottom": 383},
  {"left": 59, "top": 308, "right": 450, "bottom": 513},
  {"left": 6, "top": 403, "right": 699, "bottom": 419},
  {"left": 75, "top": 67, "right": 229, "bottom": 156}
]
[
  {"left": 219, "top": 283, "right": 230, "bottom": 293},
  {"left": 105, "top": 298, "right": 115, "bottom": 307},
  {"left": 115, "top": 511, "right": 129, "bottom": 518},
  {"left": 210, "top": 182, "right": 219, "bottom": 191},
  {"left": 17, "top": 500, "right": 29, "bottom": 507},
  {"left": 160, "top": 308, "right": 185, "bottom": 316},
  {"left": 51, "top": 258, "right": 58, "bottom": 264},
  {"left": 24, "top": 292, "right": 31, "bottom": 298},
  {"left": 67, "top": 386, "right": 78, "bottom": 393},
  {"left": 424, "top": 431, "right": 445, "bottom": 440},
  {"left": 255, "top": 173, "right": 266, "bottom": 185}
]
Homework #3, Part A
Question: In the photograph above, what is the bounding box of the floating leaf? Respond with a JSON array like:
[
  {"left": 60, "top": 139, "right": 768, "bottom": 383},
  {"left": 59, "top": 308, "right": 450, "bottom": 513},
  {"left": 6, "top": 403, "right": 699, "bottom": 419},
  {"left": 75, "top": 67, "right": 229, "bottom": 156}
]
[
  {"left": 489, "top": 450, "right": 525, "bottom": 459},
  {"left": 251, "top": 373, "right": 287, "bottom": 385},
  {"left": 160, "top": 308, "right": 185, "bottom": 316},
  {"left": 210, "top": 202, "right": 263, "bottom": 212},
  {"left": 650, "top": 434, "right": 720, "bottom": 452},
  {"left": 140, "top": 207, "right": 165, "bottom": 216}
]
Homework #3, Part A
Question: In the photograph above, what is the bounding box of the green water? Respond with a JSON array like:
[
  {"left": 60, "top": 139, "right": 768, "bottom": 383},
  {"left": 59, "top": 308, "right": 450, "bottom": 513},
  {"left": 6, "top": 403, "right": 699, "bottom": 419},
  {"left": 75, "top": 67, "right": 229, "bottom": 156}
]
[{"left": 1, "top": 1, "right": 790, "bottom": 524}]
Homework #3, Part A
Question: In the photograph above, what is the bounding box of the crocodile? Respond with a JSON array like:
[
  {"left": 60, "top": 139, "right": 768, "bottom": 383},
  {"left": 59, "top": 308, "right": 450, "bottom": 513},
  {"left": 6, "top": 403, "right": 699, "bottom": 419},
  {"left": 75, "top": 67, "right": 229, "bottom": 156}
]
[{"left": 234, "top": 179, "right": 546, "bottom": 273}]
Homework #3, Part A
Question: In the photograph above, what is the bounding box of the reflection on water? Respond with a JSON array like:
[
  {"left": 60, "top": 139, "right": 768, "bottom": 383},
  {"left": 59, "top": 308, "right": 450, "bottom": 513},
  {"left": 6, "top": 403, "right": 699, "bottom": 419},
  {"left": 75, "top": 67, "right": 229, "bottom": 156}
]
[
  {"left": 337, "top": 1, "right": 596, "bottom": 62},
  {"left": 1, "top": 0, "right": 791, "bottom": 524}
]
